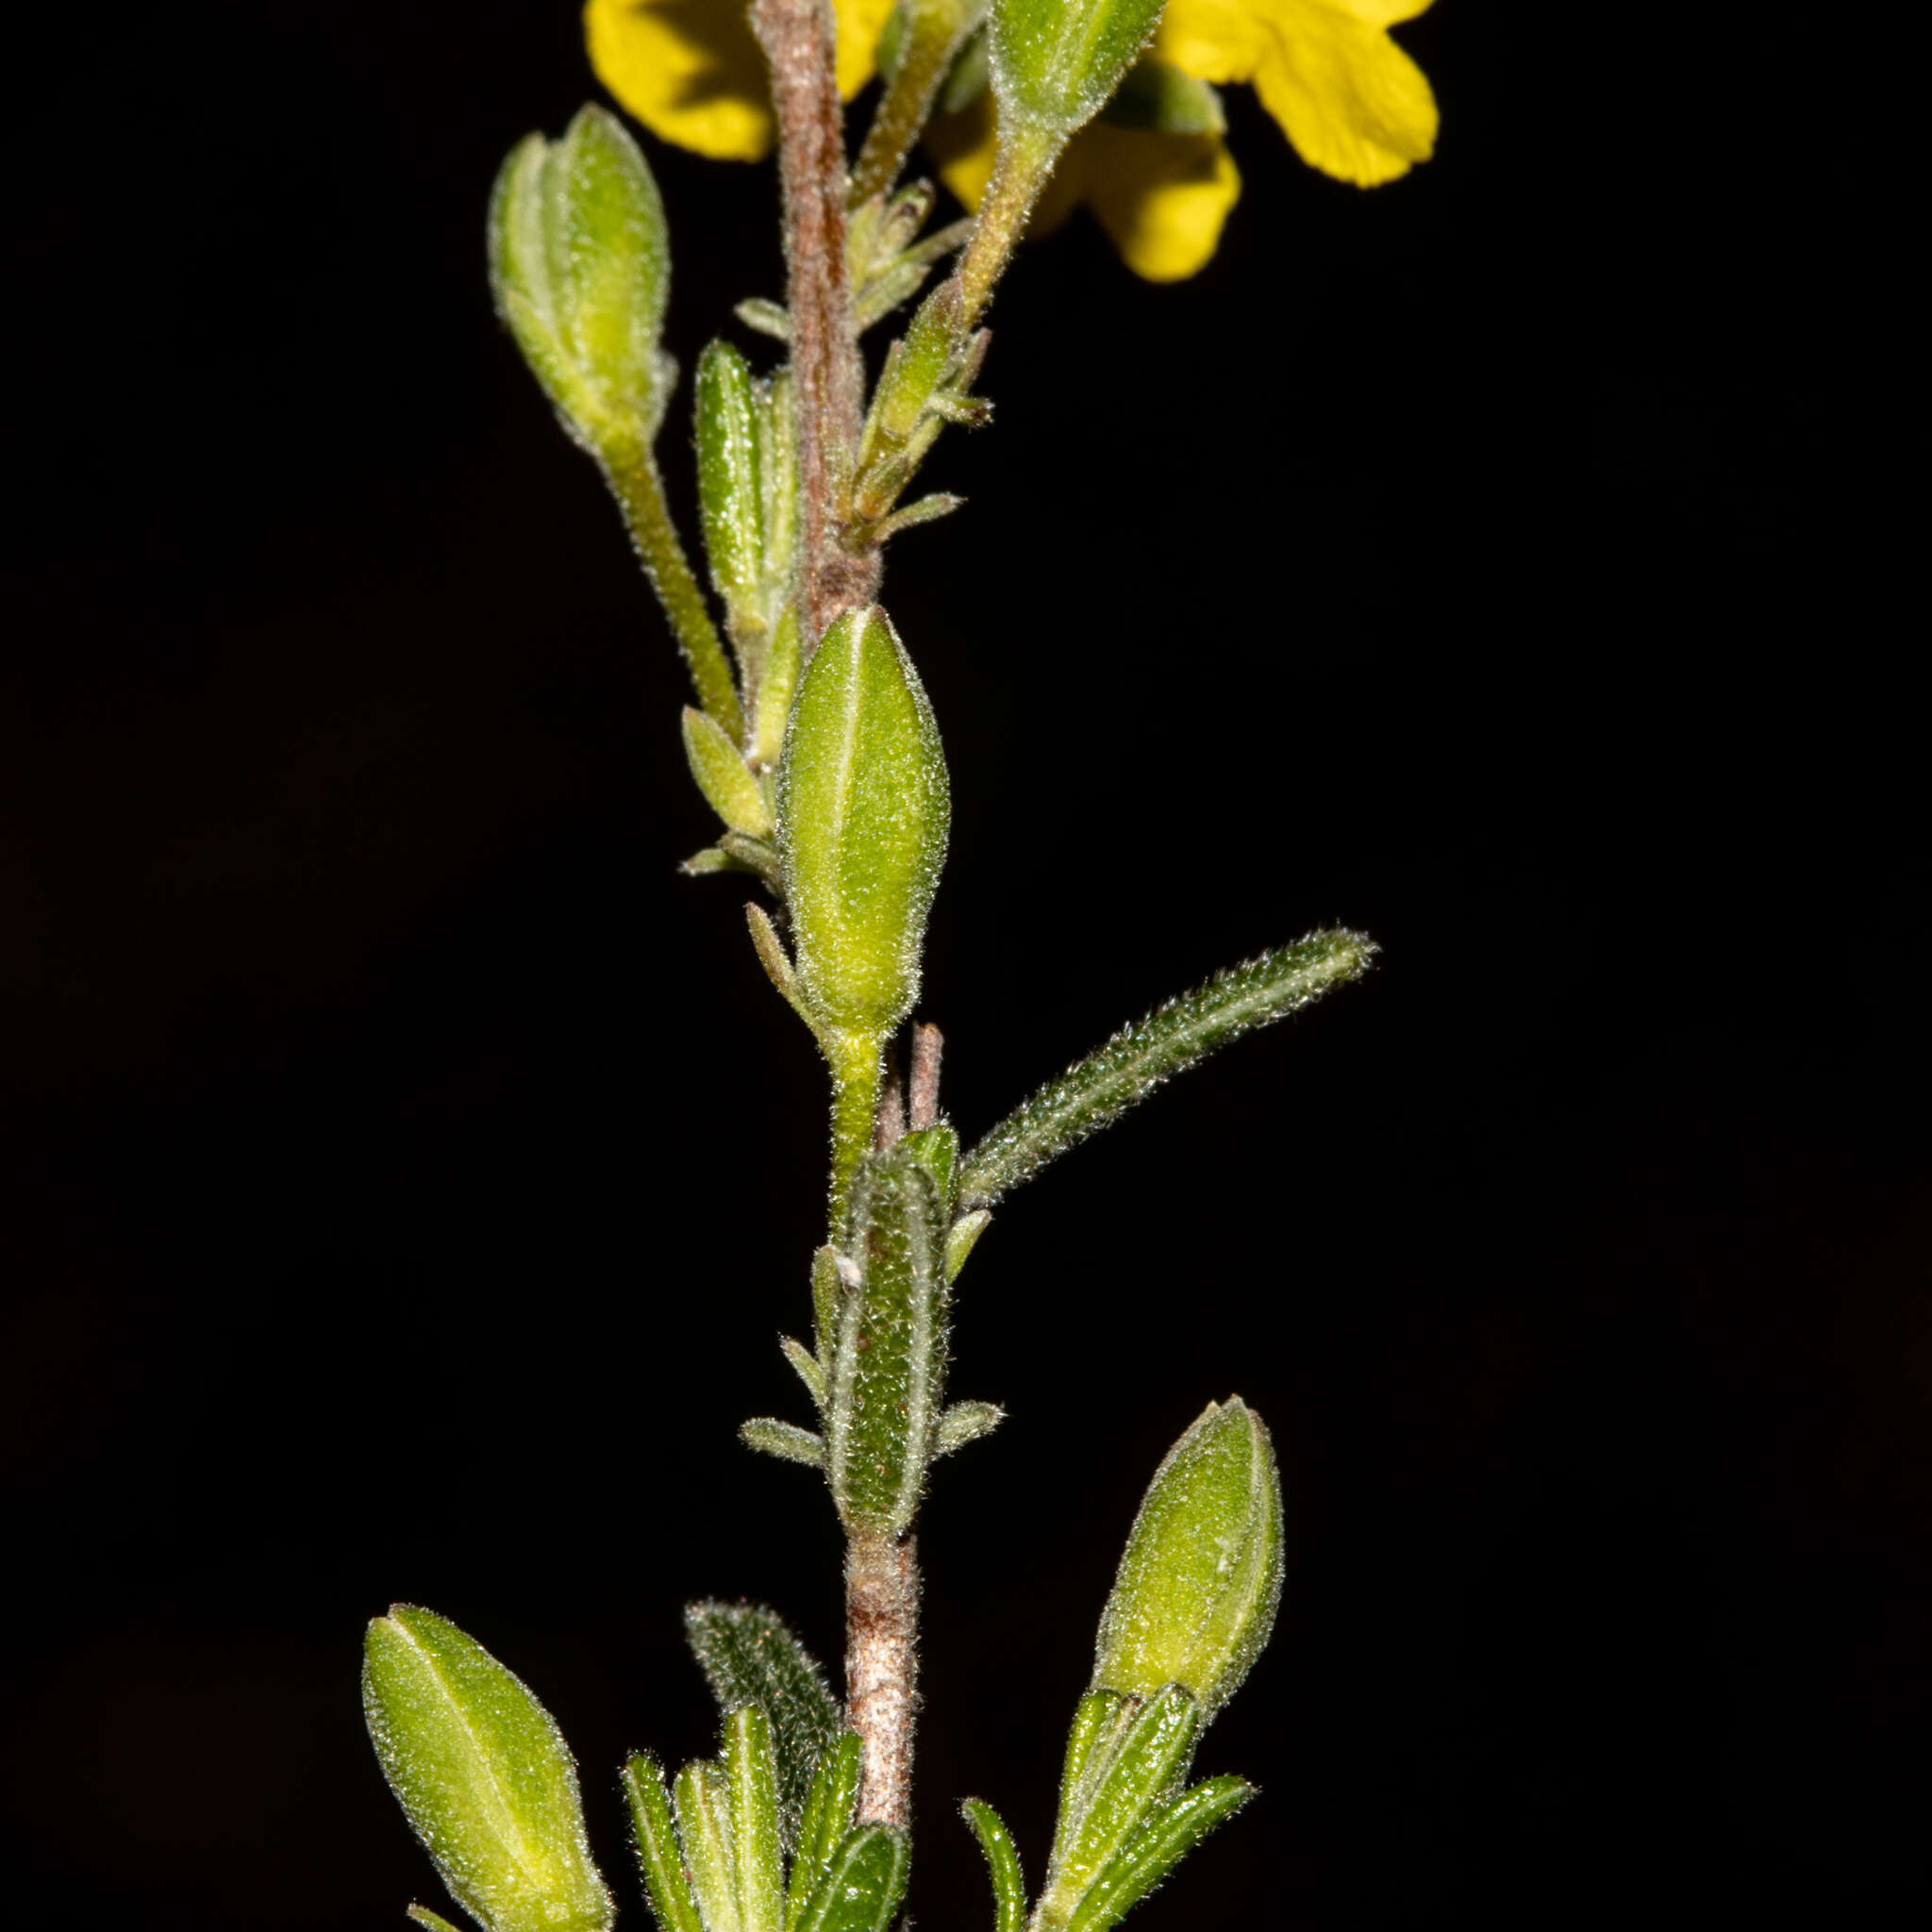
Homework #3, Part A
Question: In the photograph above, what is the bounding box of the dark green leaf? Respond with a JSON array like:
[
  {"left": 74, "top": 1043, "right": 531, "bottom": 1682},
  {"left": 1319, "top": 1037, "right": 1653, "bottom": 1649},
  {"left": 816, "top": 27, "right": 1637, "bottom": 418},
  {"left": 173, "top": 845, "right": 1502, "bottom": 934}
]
[{"left": 683, "top": 1603, "right": 841, "bottom": 1851}]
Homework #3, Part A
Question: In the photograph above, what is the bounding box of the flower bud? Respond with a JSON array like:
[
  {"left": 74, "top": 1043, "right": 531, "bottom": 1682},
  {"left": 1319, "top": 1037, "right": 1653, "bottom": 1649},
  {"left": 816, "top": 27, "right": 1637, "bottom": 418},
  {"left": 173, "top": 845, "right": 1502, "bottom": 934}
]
[
  {"left": 488, "top": 104, "right": 673, "bottom": 454},
  {"left": 363, "top": 1605, "right": 612, "bottom": 1932},
  {"left": 778, "top": 606, "right": 949, "bottom": 1036},
  {"left": 1092, "top": 1397, "right": 1283, "bottom": 1717},
  {"left": 991, "top": 0, "right": 1167, "bottom": 136}
]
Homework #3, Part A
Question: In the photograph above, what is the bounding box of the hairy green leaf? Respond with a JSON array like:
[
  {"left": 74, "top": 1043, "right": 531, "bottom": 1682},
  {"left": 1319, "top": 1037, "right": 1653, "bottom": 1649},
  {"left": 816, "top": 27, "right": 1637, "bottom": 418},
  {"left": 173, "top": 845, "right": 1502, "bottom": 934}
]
[
  {"left": 960, "top": 1798, "right": 1025, "bottom": 1932},
  {"left": 788, "top": 1732, "right": 863, "bottom": 1929},
  {"left": 791, "top": 1824, "right": 910, "bottom": 1932},
  {"left": 684, "top": 1604, "right": 842, "bottom": 1850},
  {"left": 622, "top": 1753, "right": 704, "bottom": 1932},
  {"left": 1064, "top": 1777, "right": 1254, "bottom": 1932},
  {"left": 958, "top": 928, "right": 1374, "bottom": 1210},
  {"left": 826, "top": 1147, "right": 948, "bottom": 1538}
]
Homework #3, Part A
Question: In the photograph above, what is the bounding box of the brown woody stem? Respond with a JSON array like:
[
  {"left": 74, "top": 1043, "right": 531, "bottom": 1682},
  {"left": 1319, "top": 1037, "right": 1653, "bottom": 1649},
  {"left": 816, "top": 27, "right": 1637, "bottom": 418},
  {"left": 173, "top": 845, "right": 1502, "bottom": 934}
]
[
  {"left": 845, "top": 1530, "right": 920, "bottom": 1828},
  {"left": 752, "top": 0, "right": 879, "bottom": 648}
]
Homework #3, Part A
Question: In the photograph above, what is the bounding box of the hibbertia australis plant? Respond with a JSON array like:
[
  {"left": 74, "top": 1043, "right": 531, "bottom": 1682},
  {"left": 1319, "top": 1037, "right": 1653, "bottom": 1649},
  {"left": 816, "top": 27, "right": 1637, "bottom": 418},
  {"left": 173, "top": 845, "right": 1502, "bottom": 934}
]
[{"left": 360, "top": 1, "right": 1440, "bottom": 1927}]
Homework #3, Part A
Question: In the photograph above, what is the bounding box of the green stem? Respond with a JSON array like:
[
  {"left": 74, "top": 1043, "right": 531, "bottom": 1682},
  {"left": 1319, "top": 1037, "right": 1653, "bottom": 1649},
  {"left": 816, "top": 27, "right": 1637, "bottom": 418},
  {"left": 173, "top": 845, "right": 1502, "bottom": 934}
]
[
  {"left": 602, "top": 438, "right": 745, "bottom": 741},
  {"left": 954, "top": 122, "right": 1062, "bottom": 329},
  {"left": 824, "top": 1025, "right": 885, "bottom": 1233},
  {"left": 849, "top": 0, "right": 979, "bottom": 208}
]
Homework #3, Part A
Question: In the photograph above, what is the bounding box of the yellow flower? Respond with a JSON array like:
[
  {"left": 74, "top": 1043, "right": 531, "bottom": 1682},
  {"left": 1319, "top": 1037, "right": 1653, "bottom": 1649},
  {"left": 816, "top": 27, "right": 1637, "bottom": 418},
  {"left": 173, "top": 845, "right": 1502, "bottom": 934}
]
[
  {"left": 1157, "top": 0, "right": 1439, "bottom": 189},
  {"left": 585, "top": 0, "right": 896, "bottom": 161},
  {"left": 584, "top": 0, "right": 1435, "bottom": 275}
]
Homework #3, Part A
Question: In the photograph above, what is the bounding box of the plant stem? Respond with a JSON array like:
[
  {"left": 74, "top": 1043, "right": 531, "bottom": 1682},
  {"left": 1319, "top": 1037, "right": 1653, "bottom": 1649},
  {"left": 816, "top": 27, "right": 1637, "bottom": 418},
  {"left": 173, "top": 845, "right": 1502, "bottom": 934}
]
[
  {"left": 849, "top": 0, "right": 978, "bottom": 209},
  {"left": 826, "top": 1026, "right": 885, "bottom": 1230},
  {"left": 845, "top": 1529, "right": 919, "bottom": 1828},
  {"left": 954, "top": 123, "right": 1062, "bottom": 329},
  {"left": 751, "top": 0, "right": 879, "bottom": 649},
  {"left": 602, "top": 440, "right": 744, "bottom": 741}
]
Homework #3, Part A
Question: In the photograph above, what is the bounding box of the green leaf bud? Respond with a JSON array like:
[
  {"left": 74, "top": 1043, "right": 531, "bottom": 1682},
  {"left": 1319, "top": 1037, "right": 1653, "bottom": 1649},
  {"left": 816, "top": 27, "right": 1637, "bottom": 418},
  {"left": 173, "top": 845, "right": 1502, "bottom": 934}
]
[
  {"left": 777, "top": 606, "right": 949, "bottom": 1037},
  {"left": 1092, "top": 1398, "right": 1283, "bottom": 1718},
  {"left": 696, "top": 340, "right": 765, "bottom": 619},
  {"left": 488, "top": 105, "right": 673, "bottom": 455},
  {"left": 362, "top": 1606, "right": 612, "bottom": 1932},
  {"left": 991, "top": 0, "right": 1166, "bottom": 136}
]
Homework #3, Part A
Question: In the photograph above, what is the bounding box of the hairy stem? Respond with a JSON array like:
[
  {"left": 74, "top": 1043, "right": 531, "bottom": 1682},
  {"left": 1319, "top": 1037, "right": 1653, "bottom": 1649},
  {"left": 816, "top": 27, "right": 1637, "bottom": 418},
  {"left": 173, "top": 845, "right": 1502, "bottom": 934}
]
[
  {"left": 954, "top": 123, "right": 1062, "bottom": 329},
  {"left": 601, "top": 441, "right": 744, "bottom": 740},
  {"left": 849, "top": 0, "right": 980, "bottom": 208},
  {"left": 845, "top": 1530, "right": 919, "bottom": 1828},
  {"left": 752, "top": 0, "right": 879, "bottom": 647}
]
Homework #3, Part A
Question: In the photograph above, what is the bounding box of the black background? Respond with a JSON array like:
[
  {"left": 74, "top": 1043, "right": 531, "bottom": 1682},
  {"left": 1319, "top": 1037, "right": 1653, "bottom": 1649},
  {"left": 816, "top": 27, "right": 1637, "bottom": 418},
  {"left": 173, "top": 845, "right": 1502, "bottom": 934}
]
[{"left": 4, "top": 4, "right": 1922, "bottom": 1927}]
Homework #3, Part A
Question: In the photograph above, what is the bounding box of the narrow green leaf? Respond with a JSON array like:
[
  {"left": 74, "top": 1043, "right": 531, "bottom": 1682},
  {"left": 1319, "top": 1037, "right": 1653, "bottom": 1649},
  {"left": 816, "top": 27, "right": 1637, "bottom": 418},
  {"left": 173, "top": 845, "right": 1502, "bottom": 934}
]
[
  {"left": 810, "top": 1244, "right": 846, "bottom": 1361},
  {"left": 826, "top": 1146, "right": 948, "bottom": 1538},
  {"left": 408, "top": 1911, "right": 465, "bottom": 1932},
  {"left": 780, "top": 1335, "right": 828, "bottom": 1410},
  {"left": 696, "top": 341, "right": 765, "bottom": 617},
  {"left": 942, "top": 1207, "right": 991, "bottom": 1282},
  {"left": 726, "top": 1707, "right": 785, "bottom": 1932},
  {"left": 673, "top": 1761, "right": 741, "bottom": 1932},
  {"left": 622, "top": 1753, "right": 704, "bottom": 1932},
  {"left": 1063, "top": 1777, "right": 1254, "bottom": 1932},
  {"left": 751, "top": 605, "right": 802, "bottom": 770},
  {"left": 1041, "top": 1688, "right": 1199, "bottom": 1925},
  {"left": 958, "top": 928, "right": 1375, "bottom": 1210},
  {"left": 788, "top": 1732, "right": 863, "bottom": 1930},
  {"left": 960, "top": 1798, "right": 1025, "bottom": 1932},
  {"left": 792, "top": 1824, "right": 910, "bottom": 1932},
  {"left": 684, "top": 708, "right": 772, "bottom": 837},
  {"left": 683, "top": 1604, "right": 842, "bottom": 1852},
  {"left": 741, "top": 1418, "right": 826, "bottom": 1466},
  {"left": 899, "top": 1122, "right": 959, "bottom": 1216},
  {"left": 735, "top": 297, "right": 791, "bottom": 340},
  {"left": 1058, "top": 1691, "right": 1127, "bottom": 1827},
  {"left": 362, "top": 1607, "right": 612, "bottom": 1932},
  {"left": 933, "top": 1399, "right": 1005, "bottom": 1457}
]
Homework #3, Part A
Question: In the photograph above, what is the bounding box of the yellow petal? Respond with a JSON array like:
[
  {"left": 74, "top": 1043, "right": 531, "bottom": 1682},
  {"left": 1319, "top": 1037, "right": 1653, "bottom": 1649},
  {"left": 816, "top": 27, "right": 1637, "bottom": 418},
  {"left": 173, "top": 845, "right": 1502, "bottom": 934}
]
[
  {"left": 833, "top": 0, "right": 897, "bottom": 98},
  {"left": 585, "top": 0, "right": 774, "bottom": 160},
  {"left": 586, "top": 0, "right": 893, "bottom": 162},
  {"left": 1155, "top": 0, "right": 1273, "bottom": 85},
  {"left": 1080, "top": 128, "right": 1241, "bottom": 282},
  {"left": 1252, "top": 3, "right": 1437, "bottom": 185}
]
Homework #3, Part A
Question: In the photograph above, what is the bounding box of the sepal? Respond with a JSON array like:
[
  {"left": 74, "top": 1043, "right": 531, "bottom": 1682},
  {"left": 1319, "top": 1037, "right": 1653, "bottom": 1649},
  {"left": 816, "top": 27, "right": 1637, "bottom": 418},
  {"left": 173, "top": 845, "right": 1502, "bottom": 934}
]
[
  {"left": 990, "top": 0, "right": 1166, "bottom": 137},
  {"left": 1092, "top": 1399, "right": 1282, "bottom": 1717}
]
